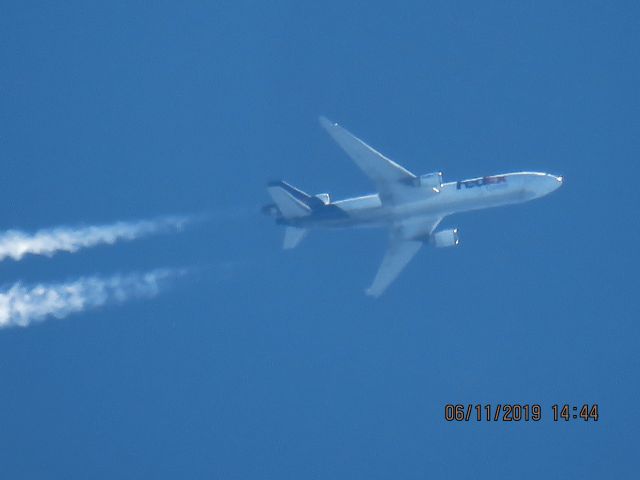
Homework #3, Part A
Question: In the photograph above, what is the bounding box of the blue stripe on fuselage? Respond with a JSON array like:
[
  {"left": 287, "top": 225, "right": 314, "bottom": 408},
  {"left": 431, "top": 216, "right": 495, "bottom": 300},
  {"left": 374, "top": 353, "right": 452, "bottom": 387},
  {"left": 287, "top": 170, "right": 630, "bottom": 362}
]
[{"left": 277, "top": 203, "right": 350, "bottom": 227}]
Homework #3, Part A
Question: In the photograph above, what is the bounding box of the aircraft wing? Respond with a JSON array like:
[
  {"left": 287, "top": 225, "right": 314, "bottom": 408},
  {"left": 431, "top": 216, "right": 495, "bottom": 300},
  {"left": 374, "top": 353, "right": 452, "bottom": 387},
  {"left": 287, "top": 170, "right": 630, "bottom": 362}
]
[
  {"left": 366, "top": 216, "right": 443, "bottom": 297},
  {"left": 319, "top": 116, "right": 420, "bottom": 204}
]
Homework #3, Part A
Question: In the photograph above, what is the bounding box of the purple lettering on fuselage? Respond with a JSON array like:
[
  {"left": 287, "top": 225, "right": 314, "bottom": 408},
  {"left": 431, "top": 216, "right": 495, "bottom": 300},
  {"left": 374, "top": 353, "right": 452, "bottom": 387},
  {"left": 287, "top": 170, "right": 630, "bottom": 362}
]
[{"left": 456, "top": 176, "right": 506, "bottom": 190}]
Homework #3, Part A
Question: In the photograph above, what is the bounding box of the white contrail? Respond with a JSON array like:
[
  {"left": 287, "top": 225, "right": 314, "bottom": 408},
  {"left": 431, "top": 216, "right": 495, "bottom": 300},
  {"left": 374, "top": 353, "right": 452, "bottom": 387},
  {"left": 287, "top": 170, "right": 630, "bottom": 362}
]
[
  {"left": 0, "top": 216, "right": 190, "bottom": 262},
  {"left": 0, "top": 269, "right": 183, "bottom": 328}
]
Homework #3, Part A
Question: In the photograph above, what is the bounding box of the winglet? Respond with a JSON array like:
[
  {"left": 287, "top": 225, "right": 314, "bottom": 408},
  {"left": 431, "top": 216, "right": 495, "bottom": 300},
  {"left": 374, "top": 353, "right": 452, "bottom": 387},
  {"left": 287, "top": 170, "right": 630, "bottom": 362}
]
[
  {"left": 365, "top": 286, "right": 382, "bottom": 298},
  {"left": 318, "top": 115, "right": 337, "bottom": 130}
]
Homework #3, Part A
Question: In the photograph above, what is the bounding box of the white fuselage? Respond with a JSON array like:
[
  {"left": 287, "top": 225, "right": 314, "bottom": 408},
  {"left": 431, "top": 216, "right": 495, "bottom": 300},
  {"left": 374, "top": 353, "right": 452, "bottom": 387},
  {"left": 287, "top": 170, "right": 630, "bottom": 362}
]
[{"left": 299, "top": 172, "right": 563, "bottom": 229}]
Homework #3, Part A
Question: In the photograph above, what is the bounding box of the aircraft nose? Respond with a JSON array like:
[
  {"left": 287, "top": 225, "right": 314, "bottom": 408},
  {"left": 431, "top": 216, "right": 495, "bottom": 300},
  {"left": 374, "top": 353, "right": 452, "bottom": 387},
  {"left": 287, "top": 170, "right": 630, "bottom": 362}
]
[
  {"left": 550, "top": 174, "right": 563, "bottom": 190},
  {"left": 542, "top": 174, "right": 563, "bottom": 195},
  {"left": 526, "top": 173, "right": 563, "bottom": 198}
]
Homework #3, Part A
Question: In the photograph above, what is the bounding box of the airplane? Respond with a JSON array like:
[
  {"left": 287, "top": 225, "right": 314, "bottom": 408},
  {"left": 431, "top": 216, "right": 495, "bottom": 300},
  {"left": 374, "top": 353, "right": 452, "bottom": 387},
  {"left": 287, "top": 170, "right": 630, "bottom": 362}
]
[{"left": 263, "top": 117, "right": 563, "bottom": 297}]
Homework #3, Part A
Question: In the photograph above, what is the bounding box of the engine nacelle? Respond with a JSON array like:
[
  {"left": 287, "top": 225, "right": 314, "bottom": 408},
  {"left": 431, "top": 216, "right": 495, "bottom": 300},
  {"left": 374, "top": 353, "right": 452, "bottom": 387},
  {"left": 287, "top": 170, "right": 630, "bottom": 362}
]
[
  {"left": 314, "top": 193, "right": 331, "bottom": 205},
  {"left": 417, "top": 172, "right": 443, "bottom": 191},
  {"left": 431, "top": 228, "right": 460, "bottom": 248}
]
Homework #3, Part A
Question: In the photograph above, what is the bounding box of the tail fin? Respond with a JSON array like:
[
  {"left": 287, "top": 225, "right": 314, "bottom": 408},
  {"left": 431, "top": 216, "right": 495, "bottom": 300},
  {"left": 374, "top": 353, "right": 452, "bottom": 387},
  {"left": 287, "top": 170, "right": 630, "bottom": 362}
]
[
  {"left": 283, "top": 226, "right": 308, "bottom": 249},
  {"left": 266, "top": 180, "right": 324, "bottom": 218},
  {"left": 267, "top": 181, "right": 322, "bottom": 250}
]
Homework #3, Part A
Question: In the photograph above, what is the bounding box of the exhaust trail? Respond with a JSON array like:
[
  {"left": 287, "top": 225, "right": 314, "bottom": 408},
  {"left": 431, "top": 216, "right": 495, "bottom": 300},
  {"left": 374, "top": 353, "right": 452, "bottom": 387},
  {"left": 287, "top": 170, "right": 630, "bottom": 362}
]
[
  {"left": 0, "top": 216, "right": 190, "bottom": 262},
  {"left": 0, "top": 269, "right": 185, "bottom": 328}
]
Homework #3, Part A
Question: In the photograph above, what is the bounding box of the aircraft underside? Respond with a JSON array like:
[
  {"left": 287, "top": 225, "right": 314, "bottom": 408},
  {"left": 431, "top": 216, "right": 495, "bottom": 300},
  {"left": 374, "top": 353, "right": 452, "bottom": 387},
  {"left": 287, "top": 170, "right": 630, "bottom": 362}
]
[{"left": 264, "top": 117, "right": 562, "bottom": 296}]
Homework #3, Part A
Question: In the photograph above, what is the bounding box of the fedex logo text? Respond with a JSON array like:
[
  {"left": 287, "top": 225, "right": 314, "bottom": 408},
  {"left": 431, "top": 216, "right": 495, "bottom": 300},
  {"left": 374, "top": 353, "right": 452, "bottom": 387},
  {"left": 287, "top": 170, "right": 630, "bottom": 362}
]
[{"left": 457, "top": 176, "right": 507, "bottom": 190}]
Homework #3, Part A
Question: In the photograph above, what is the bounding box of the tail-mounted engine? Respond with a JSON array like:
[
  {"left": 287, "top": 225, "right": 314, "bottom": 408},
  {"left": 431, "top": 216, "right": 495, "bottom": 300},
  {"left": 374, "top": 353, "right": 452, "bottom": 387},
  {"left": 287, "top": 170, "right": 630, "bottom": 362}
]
[{"left": 431, "top": 228, "right": 460, "bottom": 247}]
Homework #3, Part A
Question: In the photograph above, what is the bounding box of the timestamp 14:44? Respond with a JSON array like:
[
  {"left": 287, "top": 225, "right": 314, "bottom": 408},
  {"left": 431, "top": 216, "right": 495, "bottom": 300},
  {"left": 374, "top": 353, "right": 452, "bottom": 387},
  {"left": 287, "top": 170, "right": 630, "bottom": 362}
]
[{"left": 552, "top": 404, "right": 599, "bottom": 422}]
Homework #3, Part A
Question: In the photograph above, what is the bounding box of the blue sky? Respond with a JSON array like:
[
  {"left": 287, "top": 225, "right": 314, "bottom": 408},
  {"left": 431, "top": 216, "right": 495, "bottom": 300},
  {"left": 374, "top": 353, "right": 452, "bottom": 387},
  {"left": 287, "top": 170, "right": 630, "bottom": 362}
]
[{"left": 0, "top": 1, "right": 638, "bottom": 478}]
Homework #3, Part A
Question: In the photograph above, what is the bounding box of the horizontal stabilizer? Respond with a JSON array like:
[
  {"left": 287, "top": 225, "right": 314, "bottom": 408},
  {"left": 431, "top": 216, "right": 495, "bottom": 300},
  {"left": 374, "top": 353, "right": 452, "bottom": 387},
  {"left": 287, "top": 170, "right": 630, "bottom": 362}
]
[
  {"left": 267, "top": 181, "right": 312, "bottom": 218},
  {"left": 283, "top": 227, "right": 308, "bottom": 250}
]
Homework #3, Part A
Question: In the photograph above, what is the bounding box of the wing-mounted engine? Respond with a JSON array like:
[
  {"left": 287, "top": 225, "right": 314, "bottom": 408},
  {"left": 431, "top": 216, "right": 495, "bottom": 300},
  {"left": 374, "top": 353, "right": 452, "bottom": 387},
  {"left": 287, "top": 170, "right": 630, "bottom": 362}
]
[
  {"left": 403, "top": 172, "right": 443, "bottom": 192},
  {"left": 431, "top": 228, "right": 460, "bottom": 247},
  {"left": 419, "top": 172, "right": 443, "bottom": 189},
  {"left": 314, "top": 193, "right": 331, "bottom": 205}
]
